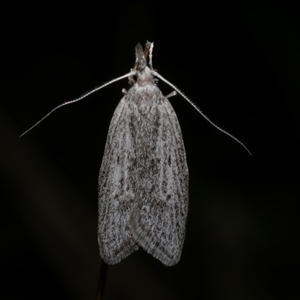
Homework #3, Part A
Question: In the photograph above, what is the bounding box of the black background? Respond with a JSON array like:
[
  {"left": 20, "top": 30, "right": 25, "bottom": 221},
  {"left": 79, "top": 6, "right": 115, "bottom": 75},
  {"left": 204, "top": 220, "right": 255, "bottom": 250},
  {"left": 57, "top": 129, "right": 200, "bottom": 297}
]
[{"left": 1, "top": 1, "right": 299, "bottom": 299}]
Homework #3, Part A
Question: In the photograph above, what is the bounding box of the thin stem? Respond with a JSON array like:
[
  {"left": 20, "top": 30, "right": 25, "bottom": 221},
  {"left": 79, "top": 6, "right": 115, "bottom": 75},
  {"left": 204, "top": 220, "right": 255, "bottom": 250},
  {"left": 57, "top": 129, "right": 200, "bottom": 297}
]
[{"left": 95, "top": 261, "right": 108, "bottom": 300}]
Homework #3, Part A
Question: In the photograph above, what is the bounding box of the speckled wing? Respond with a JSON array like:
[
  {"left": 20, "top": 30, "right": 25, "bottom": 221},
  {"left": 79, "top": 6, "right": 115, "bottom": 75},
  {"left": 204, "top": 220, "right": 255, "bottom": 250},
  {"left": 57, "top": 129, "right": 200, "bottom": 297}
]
[
  {"left": 98, "top": 83, "right": 189, "bottom": 266},
  {"left": 98, "top": 94, "right": 139, "bottom": 265},
  {"left": 128, "top": 85, "right": 189, "bottom": 266}
]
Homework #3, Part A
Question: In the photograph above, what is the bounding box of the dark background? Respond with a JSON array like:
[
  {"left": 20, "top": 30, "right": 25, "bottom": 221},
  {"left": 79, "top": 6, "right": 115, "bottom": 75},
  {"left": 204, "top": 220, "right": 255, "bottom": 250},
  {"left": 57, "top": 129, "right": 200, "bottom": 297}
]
[{"left": 1, "top": 1, "right": 299, "bottom": 299}]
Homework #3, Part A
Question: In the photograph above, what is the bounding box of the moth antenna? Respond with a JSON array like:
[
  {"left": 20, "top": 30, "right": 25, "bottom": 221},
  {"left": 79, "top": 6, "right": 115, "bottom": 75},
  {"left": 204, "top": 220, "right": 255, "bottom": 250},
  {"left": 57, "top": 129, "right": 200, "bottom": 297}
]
[
  {"left": 152, "top": 70, "right": 252, "bottom": 156},
  {"left": 20, "top": 71, "right": 136, "bottom": 137}
]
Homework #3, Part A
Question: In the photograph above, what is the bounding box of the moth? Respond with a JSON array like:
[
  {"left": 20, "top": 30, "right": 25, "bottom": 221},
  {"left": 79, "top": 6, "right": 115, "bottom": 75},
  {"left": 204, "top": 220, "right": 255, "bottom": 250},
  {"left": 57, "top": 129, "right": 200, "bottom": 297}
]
[
  {"left": 98, "top": 42, "right": 188, "bottom": 266},
  {"left": 20, "top": 41, "right": 251, "bottom": 267}
]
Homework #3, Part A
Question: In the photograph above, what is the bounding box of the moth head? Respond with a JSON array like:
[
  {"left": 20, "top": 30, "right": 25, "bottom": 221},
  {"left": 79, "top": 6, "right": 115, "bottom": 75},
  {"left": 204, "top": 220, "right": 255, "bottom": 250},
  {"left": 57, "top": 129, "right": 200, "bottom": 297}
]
[{"left": 129, "top": 42, "right": 155, "bottom": 86}]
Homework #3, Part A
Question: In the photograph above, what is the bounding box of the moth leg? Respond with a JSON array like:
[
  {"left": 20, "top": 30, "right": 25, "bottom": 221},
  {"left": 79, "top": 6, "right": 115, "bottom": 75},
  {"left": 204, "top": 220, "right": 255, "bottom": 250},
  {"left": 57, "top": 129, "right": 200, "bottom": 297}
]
[{"left": 166, "top": 91, "right": 177, "bottom": 98}]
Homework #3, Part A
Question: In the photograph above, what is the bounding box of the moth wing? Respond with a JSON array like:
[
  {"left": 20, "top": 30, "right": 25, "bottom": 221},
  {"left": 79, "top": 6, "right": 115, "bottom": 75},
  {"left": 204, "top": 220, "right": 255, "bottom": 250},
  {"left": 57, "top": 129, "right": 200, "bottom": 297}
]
[
  {"left": 98, "top": 96, "right": 139, "bottom": 264},
  {"left": 129, "top": 95, "right": 189, "bottom": 266}
]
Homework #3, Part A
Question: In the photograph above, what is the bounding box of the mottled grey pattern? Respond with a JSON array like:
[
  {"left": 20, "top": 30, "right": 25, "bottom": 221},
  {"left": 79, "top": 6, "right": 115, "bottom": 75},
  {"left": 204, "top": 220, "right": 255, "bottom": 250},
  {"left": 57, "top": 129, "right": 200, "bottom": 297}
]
[{"left": 98, "top": 43, "right": 188, "bottom": 266}]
